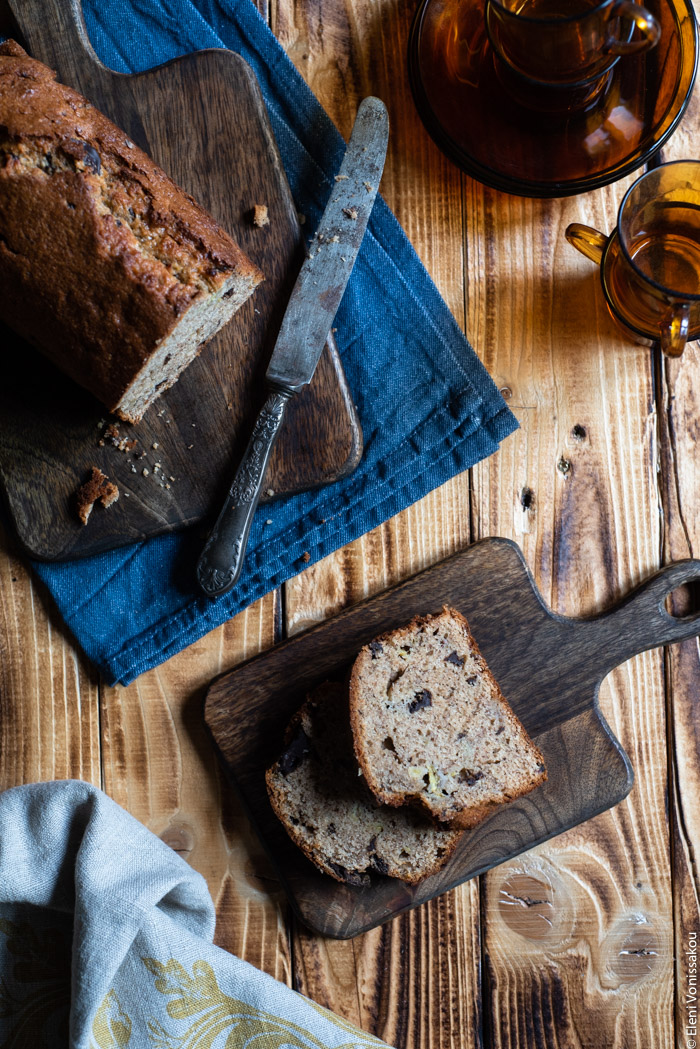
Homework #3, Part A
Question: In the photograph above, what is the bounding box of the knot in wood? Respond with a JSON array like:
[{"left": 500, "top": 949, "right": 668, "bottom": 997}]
[
  {"left": 160, "top": 822, "right": 195, "bottom": 857},
  {"left": 497, "top": 873, "right": 557, "bottom": 941},
  {"left": 606, "top": 914, "right": 662, "bottom": 985}
]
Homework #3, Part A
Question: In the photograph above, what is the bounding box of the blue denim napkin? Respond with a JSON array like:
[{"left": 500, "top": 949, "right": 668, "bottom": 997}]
[
  {"left": 0, "top": 780, "right": 394, "bottom": 1047},
  {"left": 30, "top": 0, "right": 517, "bottom": 685}
]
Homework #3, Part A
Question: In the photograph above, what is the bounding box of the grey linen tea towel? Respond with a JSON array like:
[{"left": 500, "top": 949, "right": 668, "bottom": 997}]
[{"left": 0, "top": 780, "right": 394, "bottom": 1049}]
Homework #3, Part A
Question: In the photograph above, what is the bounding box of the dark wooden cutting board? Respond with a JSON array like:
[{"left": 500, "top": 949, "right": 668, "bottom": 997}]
[
  {"left": 204, "top": 538, "right": 700, "bottom": 938},
  {"left": 0, "top": 0, "right": 361, "bottom": 561}
]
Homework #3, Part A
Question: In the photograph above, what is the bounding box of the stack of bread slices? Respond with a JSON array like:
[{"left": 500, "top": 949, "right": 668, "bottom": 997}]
[{"left": 266, "top": 607, "right": 547, "bottom": 886}]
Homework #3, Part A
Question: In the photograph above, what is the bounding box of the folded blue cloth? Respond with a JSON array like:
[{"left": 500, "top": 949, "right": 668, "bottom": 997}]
[
  {"left": 30, "top": 0, "right": 517, "bottom": 685},
  {"left": 0, "top": 780, "right": 393, "bottom": 1048}
]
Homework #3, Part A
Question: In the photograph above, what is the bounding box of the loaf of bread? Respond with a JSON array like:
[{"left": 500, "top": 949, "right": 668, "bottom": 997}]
[
  {"left": 0, "top": 40, "right": 263, "bottom": 422},
  {"left": 349, "top": 607, "right": 546, "bottom": 829},
  {"left": 266, "top": 682, "right": 462, "bottom": 885}
]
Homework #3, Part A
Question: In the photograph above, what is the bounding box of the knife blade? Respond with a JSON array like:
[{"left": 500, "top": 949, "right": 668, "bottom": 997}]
[{"left": 196, "top": 96, "right": 389, "bottom": 598}]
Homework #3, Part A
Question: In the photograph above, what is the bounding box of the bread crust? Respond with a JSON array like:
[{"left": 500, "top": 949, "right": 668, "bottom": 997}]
[
  {"left": 349, "top": 606, "right": 547, "bottom": 829},
  {"left": 0, "top": 41, "right": 263, "bottom": 420}
]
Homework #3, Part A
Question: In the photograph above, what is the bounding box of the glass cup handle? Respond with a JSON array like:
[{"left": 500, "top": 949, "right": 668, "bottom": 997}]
[
  {"left": 565, "top": 223, "right": 608, "bottom": 265},
  {"left": 605, "top": 0, "right": 661, "bottom": 55},
  {"left": 661, "top": 304, "right": 690, "bottom": 358}
]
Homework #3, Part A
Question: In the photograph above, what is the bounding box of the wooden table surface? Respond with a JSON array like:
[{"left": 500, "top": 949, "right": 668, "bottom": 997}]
[{"left": 1, "top": 1, "right": 699, "bottom": 1046}]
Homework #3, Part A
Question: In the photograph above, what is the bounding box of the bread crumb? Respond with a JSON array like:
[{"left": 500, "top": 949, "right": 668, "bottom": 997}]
[
  {"left": 363, "top": 181, "right": 374, "bottom": 192},
  {"left": 335, "top": 174, "right": 349, "bottom": 181},
  {"left": 251, "top": 203, "right": 270, "bottom": 227},
  {"left": 301, "top": 551, "right": 311, "bottom": 563},
  {"left": 343, "top": 207, "right": 358, "bottom": 220},
  {"left": 152, "top": 442, "right": 159, "bottom": 449},
  {"left": 75, "top": 467, "right": 120, "bottom": 525},
  {"left": 266, "top": 488, "right": 275, "bottom": 497},
  {"left": 99, "top": 421, "right": 137, "bottom": 452},
  {"left": 142, "top": 468, "right": 149, "bottom": 476}
]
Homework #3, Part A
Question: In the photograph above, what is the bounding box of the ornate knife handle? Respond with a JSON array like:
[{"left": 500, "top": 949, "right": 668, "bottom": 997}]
[{"left": 196, "top": 387, "right": 293, "bottom": 598}]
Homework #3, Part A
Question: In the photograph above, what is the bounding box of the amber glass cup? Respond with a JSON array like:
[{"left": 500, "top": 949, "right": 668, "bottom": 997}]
[
  {"left": 486, "top": 0, "right": 661, "bottom": 91},
  {"left": 566, "top": 161, "right": 700, "bottom": 356}
]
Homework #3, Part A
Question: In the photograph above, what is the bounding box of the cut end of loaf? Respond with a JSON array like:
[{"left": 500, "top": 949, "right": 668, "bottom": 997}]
[
  {"left": 113, "top": 269, "right": 261, "bottom": 422},
  {"left": 349, "top": 607, "right": 547, "bottom": 829},
  {"left": 265, "top": 682, "right": 462, "bottom": 885}
]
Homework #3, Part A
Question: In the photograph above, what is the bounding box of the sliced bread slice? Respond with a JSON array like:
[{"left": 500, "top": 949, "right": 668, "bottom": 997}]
[
  {"left": 349, "top": 607, "right": 547, "bottom": 829},
  {"left": 265, "top": 681, "right": 462, "bottom": 885}
]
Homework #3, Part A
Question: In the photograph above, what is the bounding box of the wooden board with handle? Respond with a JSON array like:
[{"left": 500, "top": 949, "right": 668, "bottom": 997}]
[
  {"left": 0, "top": 0, "right": 361, "bottom": 562},
  {"left": 204, "top": 538, "right": 700, "bottom": 938}
]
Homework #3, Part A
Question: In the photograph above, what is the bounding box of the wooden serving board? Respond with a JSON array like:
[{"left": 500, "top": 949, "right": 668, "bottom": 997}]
[
  {"left": 0, "top": 0, "right": 361, "bottom": 561},
  {"left": 204, "top": 538, "right": 700, "bottom": 939}
]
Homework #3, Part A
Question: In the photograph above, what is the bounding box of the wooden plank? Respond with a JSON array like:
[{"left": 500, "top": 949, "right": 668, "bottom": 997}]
[
  {"left": 0, "top": 521, "right": 101, "bottom": 788},
  {"left": 470, "top": 171, "right": 674, "bottom": 1046},
  {"left": 292, "top": 883, "right": 482, "bottom": 1045},
  {"left": 653, "top": 23, "right": 700, "bottom": 1044},
  {"left": 272, "top": 0, "right": 482, "bottom": 1040},
  {"left": 100, "top": 591, "right": 292, "bottom": 979}
]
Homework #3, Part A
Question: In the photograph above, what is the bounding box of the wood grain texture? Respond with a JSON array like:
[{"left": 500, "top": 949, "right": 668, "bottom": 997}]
[
  {"left": 0, "top": 524, "right": 100, "bottom": 789},
  {"left": 654, "top": 29, "right": 700, "bottom": 1043},
  {"left": 100, "top": 591, "right": 292, "bottom": 980},
  {"left": 469, "top": 171, "right": 675, "bottom": 1049},
  {"left": 1, "top": 1, "right": 361, "bottom": 561}
]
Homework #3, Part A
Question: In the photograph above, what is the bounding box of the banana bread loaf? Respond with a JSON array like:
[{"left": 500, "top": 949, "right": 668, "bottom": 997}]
[
  {"left": 349, "top": 607, "right": 547, "bottom": 828},
  {"left": 0, "top": 40, "right": 263, "bottom": 422},
  {"left": 266, "top": 681, "right": 462, "bottom": 885}
]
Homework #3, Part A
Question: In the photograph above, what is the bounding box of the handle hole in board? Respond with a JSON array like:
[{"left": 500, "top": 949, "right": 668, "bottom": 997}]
[{"left": 664, "top": 582, "right": 700, "bottom": 620}]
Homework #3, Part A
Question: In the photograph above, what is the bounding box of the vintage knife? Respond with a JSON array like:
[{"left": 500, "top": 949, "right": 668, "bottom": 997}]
[{"left": 196, "top": 96, "right": 389, "bottom": 598}]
